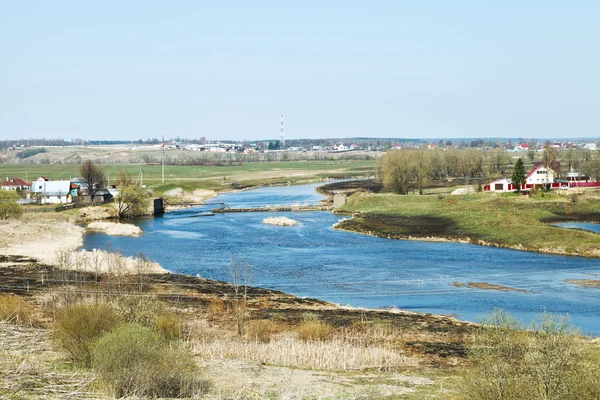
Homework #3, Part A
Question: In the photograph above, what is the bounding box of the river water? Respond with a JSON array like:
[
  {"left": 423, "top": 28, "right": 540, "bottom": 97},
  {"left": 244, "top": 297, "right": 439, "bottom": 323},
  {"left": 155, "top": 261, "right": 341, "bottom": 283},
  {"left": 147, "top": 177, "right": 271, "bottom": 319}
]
[{"left": 83, "top": 183, "right": 600, "bottom": 335}]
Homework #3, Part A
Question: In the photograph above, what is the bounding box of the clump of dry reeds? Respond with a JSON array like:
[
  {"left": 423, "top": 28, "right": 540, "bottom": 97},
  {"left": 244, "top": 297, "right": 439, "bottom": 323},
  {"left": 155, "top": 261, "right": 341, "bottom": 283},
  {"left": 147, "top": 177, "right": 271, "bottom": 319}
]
[
  {"left": 0, "top": 294, "right": 36, "bottom": 326},
  {"left": 192, "top": 322, "right": 418, "bottom": 372}
]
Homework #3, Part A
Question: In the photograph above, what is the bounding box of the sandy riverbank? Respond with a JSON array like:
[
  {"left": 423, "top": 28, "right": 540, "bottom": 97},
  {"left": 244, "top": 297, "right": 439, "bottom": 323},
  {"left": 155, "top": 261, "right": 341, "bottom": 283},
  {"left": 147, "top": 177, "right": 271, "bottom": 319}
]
[
  {"left": 0, "top": 214, "right": 167, "bottom": 274},
  {"left": 0, "top": 216, "right": 85, "bottom": 266},
  {"left": 87, "top": 221, "right": 143, "bottom": 237}
]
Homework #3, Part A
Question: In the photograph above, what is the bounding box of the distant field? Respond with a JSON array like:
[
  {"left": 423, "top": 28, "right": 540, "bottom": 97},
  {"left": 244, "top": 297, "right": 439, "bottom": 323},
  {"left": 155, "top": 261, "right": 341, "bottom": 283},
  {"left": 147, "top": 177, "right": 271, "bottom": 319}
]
[{"left": 0, "top": 160, "right": 375, "bottom": 194}]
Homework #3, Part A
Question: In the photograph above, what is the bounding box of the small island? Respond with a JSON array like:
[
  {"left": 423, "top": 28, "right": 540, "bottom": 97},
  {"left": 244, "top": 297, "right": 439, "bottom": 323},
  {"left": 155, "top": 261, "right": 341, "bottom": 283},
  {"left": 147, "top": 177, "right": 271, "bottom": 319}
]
[
  {"left": 263, "top": 216, "right": 299, "bottom": 226},
  {"left": 87, "top": 221, "right": 143, "bottom": 237}
]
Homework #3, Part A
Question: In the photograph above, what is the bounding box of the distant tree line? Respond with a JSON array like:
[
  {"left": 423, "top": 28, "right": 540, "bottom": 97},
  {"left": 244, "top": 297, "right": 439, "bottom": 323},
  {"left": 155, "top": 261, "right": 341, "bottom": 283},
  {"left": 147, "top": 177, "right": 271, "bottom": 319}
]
[
  {"left": 15, "top": 148, "right": 47, "bottom": 159},
  {"left": 378, "top": 144, "right": 600, "bottom": 195}
]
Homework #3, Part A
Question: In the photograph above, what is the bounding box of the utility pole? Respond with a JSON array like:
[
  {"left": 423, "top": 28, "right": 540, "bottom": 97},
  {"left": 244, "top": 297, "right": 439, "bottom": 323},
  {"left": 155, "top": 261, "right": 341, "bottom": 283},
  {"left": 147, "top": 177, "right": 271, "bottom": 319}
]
[
  {"left": 280, "top": 113, "right": 285, "bottom": 148},
  {"left": 162, "top": 135, "right": 165, "bottom": 184}
]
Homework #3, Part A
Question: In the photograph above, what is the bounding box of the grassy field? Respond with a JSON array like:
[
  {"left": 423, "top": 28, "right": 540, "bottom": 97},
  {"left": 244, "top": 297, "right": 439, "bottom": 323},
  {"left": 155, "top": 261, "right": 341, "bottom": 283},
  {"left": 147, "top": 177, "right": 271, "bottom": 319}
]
[
  {"left": 0, "top": 160, "right": 375, "bottom": 194},
  {"left": 338, "top": 190, "right": 600, "bottom": 257}
]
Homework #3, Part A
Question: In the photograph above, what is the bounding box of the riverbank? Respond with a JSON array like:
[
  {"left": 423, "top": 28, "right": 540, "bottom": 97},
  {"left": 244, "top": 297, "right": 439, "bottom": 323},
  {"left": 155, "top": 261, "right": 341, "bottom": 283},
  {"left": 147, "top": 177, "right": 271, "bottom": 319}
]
[
  {"left": 335, "top": 190, "right": 600, "bottom": 258},
  {"left": 0, "top": 213, "right": 167, "bottom": 274}
]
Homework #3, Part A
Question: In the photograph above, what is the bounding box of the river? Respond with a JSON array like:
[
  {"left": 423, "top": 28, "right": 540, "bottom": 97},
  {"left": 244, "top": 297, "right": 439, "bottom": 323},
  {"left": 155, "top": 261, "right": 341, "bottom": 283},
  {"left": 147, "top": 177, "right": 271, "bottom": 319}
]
[{"left": 83, "top": 183, "right": 600, "bottom": 335}]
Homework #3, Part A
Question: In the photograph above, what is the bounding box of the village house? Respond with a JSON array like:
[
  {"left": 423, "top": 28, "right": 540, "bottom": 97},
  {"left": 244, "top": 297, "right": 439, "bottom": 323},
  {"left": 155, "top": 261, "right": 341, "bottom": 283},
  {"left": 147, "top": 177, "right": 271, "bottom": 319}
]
[
  {"left": 513, "top": 143, "right": 529, "bottom": 152},
  {"left": 485, "top": 165, "right": 557, "bottom": 192},
  {"left": 1, "top": 178, "right": 29, "bottom": 192},
  {"left": 30, "top": 180, "right": 79, "bottom": 204},
  {"left": 485, "top": 163, "right": 600, "bottom": 192}
]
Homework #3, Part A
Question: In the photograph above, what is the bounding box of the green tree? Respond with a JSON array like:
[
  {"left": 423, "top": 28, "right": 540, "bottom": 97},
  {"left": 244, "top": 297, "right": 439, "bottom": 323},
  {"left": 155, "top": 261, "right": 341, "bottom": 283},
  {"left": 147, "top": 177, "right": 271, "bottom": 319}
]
[
  {"left": 116, "top": 171, "right": 149, "bottom": 219},
  {"left": 379, "top": 150, "right": 411, "bottom": 195},
  {"left": 411, "top": 149, "right": 431, "bottom": 195},
  {"left": 511, "top": 158, "right": 527, "bottom": 193},
  {"left": 0, "top": 191, "right": 22, "bottom": 220}
]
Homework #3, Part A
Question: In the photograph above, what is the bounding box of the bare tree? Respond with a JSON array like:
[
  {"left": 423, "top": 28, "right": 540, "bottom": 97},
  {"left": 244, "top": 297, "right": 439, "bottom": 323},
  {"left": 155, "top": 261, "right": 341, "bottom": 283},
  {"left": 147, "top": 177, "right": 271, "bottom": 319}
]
[
  {"left": 542, "top": 143, "right": 559, "bottom": 170},
  {"left": 527, "top": 139, "right": 537, "bottom": 163},
  {"left": 230, "top": 258, "right": 252, "bottom": 335},
  {"left": 80, "top": 160, "right": 105, "bottom": 198}
]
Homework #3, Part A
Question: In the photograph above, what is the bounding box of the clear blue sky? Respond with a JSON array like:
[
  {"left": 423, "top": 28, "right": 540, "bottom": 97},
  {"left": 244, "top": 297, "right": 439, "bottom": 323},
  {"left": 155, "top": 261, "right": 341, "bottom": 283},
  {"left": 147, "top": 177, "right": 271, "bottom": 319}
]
[{"left": 1, "top": 1, "right": 599, "bottom": 141}]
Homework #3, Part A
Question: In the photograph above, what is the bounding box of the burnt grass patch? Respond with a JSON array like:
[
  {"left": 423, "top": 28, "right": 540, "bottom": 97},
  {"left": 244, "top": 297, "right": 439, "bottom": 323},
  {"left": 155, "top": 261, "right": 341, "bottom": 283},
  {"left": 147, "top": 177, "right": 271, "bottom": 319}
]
[
  {"left": 317, "top": 179, "right": 384, "bottom": 195},
  {"left": 258, "top": 308, "right": 474, "bottom": 335},
  {"left": 540, "top": 211, "right": 600, "bottom": 224},
  {"left": 337, "top": 213, "right": 475, "bottom": 241}
]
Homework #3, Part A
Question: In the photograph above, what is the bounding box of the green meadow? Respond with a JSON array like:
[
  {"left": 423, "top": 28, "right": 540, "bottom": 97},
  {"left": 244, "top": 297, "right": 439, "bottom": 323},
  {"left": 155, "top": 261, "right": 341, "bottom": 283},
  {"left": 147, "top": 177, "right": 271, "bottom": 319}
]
[{"left": 338, "top": 190, "right": 600, "bottom": 257}]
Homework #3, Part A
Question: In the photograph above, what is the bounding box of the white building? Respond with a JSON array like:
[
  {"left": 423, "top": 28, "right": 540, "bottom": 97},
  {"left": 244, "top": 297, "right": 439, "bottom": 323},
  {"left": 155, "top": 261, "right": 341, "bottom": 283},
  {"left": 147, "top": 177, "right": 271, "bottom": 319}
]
[
  {"left": 486, "top": 178, "right": 513, "bottom": 192},
  {"left": 30, "top": 181, "right": 73, "bottom": 204},
  {"left": 485, "top": 165, "right": 556, "bottom": 192},
  {"left": 525, "top": 165, "right": 555, "bottom": 186}
]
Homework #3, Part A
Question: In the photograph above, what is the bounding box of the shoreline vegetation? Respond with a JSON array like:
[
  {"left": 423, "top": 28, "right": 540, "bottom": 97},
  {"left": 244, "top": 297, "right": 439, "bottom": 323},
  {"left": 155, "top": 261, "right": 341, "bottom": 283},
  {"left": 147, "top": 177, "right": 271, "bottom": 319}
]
[{"left": 331, "top": 181, "right": 600, "bottom": 258}]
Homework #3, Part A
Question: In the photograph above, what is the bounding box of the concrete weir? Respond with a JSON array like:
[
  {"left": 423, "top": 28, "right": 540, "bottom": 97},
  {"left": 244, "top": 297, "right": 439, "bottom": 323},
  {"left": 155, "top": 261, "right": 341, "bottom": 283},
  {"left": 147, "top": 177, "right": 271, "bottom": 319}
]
[{"left": 211, "top": 205, "right": 332, "bottom": 213}]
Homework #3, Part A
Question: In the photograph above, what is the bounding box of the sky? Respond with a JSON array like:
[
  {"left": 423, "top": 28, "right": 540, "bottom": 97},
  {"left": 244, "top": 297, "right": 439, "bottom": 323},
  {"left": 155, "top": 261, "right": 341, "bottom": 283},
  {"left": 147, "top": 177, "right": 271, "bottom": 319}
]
[{"left": 1, "top": 1, "right": 599, "bottom": 141}]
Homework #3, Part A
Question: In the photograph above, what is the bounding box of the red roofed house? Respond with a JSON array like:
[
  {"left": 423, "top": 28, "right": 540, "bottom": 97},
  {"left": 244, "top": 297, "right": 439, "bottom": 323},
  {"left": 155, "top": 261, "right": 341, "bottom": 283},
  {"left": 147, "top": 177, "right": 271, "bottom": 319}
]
[
  {"left": 484, "top": 165, "right": 556, "bottom": 192},
  {"left": 1, "top": 178, "right": 29, "bottom": 192},
  {"left": 525, "top": 165, "right": 555, "bottom": 186},
  {"left": 514, "top": 143, "right": 529, "bottom": 152}
]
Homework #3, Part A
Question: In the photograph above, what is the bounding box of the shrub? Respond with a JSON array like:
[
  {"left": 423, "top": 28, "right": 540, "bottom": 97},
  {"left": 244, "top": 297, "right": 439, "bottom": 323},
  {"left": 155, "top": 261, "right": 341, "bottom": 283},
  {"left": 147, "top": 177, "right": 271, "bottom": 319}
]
[
  {"left": 570, "top": 194, "right": 579, "bottom": 204},
  {"left": 53, "top": 303, "right": 122, "bottom": 367},
  {"left": 0, "top": 294, "right": 36, "bottom": 326},
  {"left": 117, "top": 296, "right": 186, "bottom": 340},
  {"left": 245, "top": 320, "right": 283, "bottom": 343},
  {"left": 117, "top": 296, "right": 164, "bottom": 327},
  {"left": 298, "top": 320, "right": 333, "bottom": 342},
  {"left": 155, "top": 312, "right": 184, "bottom": 341},
  {"left": 0, "top": 191, "right": 22, "bottom": 220},
  {"left": 92, "top": 324, "right": 209, "bottom": 398},
  {"left": 207, "top": 298, "right": 228, "bottom": 318},
  {"left": 458, "top": 309, "right": 591, "bottom": 400}
]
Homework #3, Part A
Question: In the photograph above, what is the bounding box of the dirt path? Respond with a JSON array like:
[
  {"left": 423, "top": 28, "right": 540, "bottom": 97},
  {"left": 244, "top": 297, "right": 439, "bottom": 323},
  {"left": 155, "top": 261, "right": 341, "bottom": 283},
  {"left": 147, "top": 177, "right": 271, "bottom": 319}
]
[{"left": 203, "top": 359, "right": 435, "bottom": 399}]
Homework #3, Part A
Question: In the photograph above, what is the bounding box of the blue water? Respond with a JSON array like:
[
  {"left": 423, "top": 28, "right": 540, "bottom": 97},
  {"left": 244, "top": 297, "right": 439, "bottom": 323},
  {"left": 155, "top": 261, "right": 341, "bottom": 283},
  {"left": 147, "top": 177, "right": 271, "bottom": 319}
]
[
  {"left": 83, "top": 183, "right": 600, "bottom": 335},
  {"left": 554, "top": 222, "right": 600, "bottom": 234}
]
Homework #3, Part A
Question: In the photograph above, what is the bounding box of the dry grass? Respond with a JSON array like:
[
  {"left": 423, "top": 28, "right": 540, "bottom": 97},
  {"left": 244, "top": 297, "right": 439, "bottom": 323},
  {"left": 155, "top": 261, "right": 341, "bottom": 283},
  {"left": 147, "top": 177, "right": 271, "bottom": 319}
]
[
  {"left": 298, "top": 320, "right": 333, "bottom": 342},
  {"left": 207, "top": 297, "right": 229, "bottom": 319},
  {"left": 0, "top": 294, "right": 37, "bottom": 326},
  {"left": 192, "top": 322, "right": 419, "bottom": 372},
  {"left": 155, "top": 312, "right": 185, "bottom": 341},
  {"left": 244, "top": 319, "right": 284, "bottom": 343},
  {"left": 0, "top": 322, "right": 98, "bottom": 399}
]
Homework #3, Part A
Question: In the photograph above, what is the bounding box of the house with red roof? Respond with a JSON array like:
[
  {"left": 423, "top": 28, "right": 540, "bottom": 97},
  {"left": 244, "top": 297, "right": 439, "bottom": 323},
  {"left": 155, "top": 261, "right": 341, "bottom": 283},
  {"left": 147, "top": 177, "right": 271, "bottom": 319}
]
[
  {"left": 513, "top": 143, "right": 529, "bottom": 152},
  {"left": 525, "top": 165, "right": 555, "bottom": 186},
  {"left": 484, "top": 165, "right": 556, "bottom": 192},
  {"left": 1, "top": 178, "right": 29, "bottom": 192}
]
